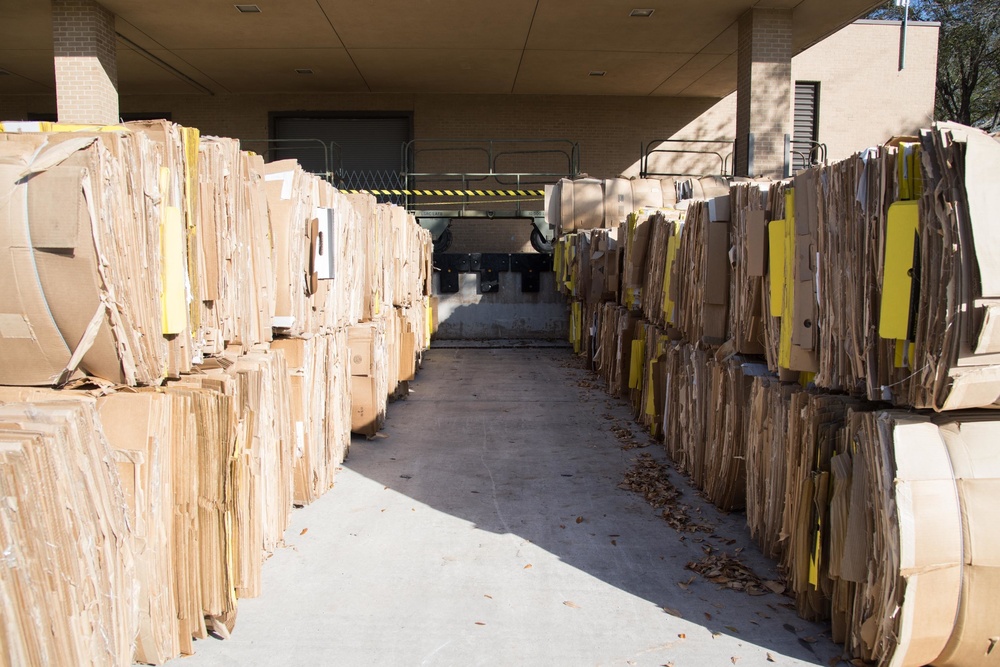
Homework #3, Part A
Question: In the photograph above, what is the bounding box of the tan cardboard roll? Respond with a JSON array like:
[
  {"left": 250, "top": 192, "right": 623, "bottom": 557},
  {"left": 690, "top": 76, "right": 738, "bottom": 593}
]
[
  {"left": 573, "top": 178, "right": 604, "bottom": 230},
  {"left": 558, "top": 177, "right": 575, "bottom": 234},
  {"left": 630, "top": 177, "right": 663, "bottom": 211},
  {"left": 603, "top": 178, "right": 633, "bottom": 227}
]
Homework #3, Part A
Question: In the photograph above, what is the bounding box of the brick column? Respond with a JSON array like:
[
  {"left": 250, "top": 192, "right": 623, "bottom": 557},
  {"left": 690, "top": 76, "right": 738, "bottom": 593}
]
[
  {"left": 52, "top": 0, "right": 119, "bottom": 124},
  {"left": 735, "top": 8, "right": 792, "bottom": 178}
]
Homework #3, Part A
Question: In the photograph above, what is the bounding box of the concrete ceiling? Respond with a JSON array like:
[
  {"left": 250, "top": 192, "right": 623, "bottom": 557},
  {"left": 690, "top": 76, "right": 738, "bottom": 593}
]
[{"left": 0, "top": 0, "right": 883, "bottom": 98}]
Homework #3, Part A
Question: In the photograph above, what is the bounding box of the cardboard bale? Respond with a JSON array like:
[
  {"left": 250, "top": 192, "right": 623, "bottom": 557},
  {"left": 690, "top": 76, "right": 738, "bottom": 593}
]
[
  {"left": 673, "top": 200, "right": 730, "bottom": 346},
  {"left": 0, "top": 131, "right": 167, "bottom": 387},
  {"left": 197, "top": 137, "right": 275, "bottom": 353},
  {"left": 703, "top": 356, "right": 771, "bottom": 511},
  {"left": 97, "top": 392, "right": 182, "bottom": 664},
  {"left": 662, "top": 343, "right": 711, "bottom": 485},
  {"left": 349, "top": 319, "right": 388, "bottom": 436},
  {"left": 907, "top": 125, "right": 1000, "bottom": 410},
  {"left": 727, "top": 181, "right": 771, "bottom": 355},
  {"left": 0, "top": 399, "right": 138, "bottom": 667},
  {"left": 264, "top": 160, "right": 313, "bottom": 335},
  {"left": 744, "top": 376, "right": 802, "bottom": 559}
]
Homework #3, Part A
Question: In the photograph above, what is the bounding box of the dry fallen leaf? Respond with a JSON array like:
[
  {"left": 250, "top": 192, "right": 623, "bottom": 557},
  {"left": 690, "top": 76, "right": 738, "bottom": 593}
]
[
  {"left": 662, "top": 606, "right": 682, "bottom": 618},
  {"left": 523, "top": 564, "right": 532, "bottom": 570},
  {"left": 712, "top": 632, "right": 722, "bottom": 639},
  {"left": 731, "top": 657, "right": 740, "bottom": 664},
  {"left": 299, "top": 528, "right": 308, "bottom": 536},
  {"left": 686, "top": 553, "right": 768, "bottom": 596},
  {"left": 576, "top": 516, "right": 584, "bottom": 524},
  {"left": 484, "top": 594, "right": 493, "bottom": 599},
  {"left": 704, "top": 612, "right": 712, "bottom": 620},
  {"left": 802, "top": 636, "right": 818, "bottom": 644},
  {"left": 563, "top": 601, "right": 581, "bottom": 609},
  {"left": 474, "top": 622, "right": 486, "bottom": 626},
  {"left": 678, "top": 633, "right": 686, "bottom": 639},
  {"left": 611, "top": 539, "right": 618, "bottom": 546},
  {"left": 766, "top": 653, "right": 776, "bottom": 663},
  {"left": 763, "top": 580, "right": 786, "bottom": 595},
  {"left": 619, "top": 454, "right": 713, "bottom": 532},
  {"left": 725, "top": 626, "right": 739, "bottom": 633}
]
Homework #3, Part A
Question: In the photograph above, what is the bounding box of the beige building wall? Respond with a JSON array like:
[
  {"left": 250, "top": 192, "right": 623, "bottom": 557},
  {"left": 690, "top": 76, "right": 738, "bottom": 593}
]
[
  {"left": 656, "top": 20, "right": 939, "bottom": 175},
  {"left": 791, "top": 20, "right": 938, "bottom": 162}
]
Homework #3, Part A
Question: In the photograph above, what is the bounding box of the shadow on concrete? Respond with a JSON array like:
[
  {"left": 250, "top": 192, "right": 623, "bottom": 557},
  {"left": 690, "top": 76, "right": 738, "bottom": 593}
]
[{"left": 345, "top": 347, "right": 840, "bottom": 666}]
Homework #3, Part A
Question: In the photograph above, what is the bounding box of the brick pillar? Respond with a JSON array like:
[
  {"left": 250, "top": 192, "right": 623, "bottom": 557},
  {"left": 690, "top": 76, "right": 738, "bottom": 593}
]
[
  {"left": 735, "top": 8, "right": 792, "bottom": 178},
  {"left": 52, "top": 0, "right": 119, "bottom": 124}
]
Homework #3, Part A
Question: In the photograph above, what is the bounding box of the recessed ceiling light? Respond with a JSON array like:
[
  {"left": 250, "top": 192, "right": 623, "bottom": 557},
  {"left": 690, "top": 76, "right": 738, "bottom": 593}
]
[
  {"left": 629, "top": 8, "right": 655, "bottom": 17},
  {"left": 295, "top": 68, "right": 314, "bottom": 74},
  {"left": 235, "top": 4, "right": 261, "bottom": 13},
  {"left": 589, "top": 70, "right": 606, "bottom": 77}
]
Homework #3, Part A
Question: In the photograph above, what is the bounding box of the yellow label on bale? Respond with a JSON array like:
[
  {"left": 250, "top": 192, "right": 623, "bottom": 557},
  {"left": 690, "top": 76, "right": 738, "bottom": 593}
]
[
  {"left": 663, "top": 224, "right": 681, "bottom": 324},
  {"left": 778, "top": 189, "right": 796, "bottom": 369},
  {"left": 767, "top": 219, "right": 785, "bottom": 317},
  {"left": 161, "top": 206, "right": 187, "bottom": 335},
  {"left": 425, "top": 299, "right": 433, "bottom": 342},
  {"left": 181, "top": 126, "right": 200, "bottom": 228},
  {"left": 628, "top": 339, "right": 645, "bottom": 390},
  {"left": 51, "top": 123, "right": 129, "bottom": 133},
  {"left": 879, "top": 200, "right": 920, "bottom": 341}
]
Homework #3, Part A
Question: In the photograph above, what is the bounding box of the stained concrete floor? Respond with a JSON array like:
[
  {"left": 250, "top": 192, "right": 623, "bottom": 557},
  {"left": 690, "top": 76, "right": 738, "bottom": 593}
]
[{"left": 179, "top": 347, "right": 842, "bottom": 667}]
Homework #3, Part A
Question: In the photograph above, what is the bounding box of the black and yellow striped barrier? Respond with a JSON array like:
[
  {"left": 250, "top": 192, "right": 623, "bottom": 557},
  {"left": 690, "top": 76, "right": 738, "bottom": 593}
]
[{"left": 343, "top": 188, "right": 545, "bottom": 197}]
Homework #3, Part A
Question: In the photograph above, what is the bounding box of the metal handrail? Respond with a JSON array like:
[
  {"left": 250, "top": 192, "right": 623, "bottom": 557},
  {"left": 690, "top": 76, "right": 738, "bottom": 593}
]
[
  {"left": 640, "top": 138, "right": 736, "bottom": 178},
  {"left": 790, "top": 140, "right": 828, "bottom": 170},
  {"left": 400, "top": 138, "right": 581, "bottom": 213},
  {"left": 402, "top": 138, "right": 581, "bottom": 177}
]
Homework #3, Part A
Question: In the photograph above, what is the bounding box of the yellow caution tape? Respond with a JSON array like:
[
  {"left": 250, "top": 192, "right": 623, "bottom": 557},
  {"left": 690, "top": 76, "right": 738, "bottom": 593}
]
[{"left": 344, "top": 188, "right": 545, "bottom": 197}]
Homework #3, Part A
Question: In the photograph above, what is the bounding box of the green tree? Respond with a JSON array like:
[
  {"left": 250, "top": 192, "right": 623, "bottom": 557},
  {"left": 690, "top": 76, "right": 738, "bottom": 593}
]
[{"left": 867, "top": 0, "right": 1000, "bottom": 131}]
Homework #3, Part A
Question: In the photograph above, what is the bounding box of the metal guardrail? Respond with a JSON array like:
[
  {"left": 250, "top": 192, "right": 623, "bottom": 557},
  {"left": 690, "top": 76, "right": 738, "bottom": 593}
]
[
  {"left": 640, "top": 138, "right": 736, "bottom": 178},
  {"left": 401, "top": 138, "right": 581, "bottom": 214}
]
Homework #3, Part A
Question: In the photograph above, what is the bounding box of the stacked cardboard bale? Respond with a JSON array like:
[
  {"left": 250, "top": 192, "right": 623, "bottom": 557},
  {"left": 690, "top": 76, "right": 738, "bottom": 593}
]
[
  {"left": 0, "top": 121, "right": 432, "bottom": 665},
  {"left": 0, "top": 397, "right": 137, "bottom": 667},
  {"left": 556, "top": 124, "right": 1000, "bottom": 667}
]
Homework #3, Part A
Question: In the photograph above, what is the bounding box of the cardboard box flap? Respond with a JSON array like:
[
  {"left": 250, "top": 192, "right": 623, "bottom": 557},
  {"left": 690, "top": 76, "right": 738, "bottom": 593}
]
[
  {"left": 27, "top": 165, "right": 87, "bottom": 249},
  {"left": 18, "top": 135, "right": 98, "bottom": 179}
]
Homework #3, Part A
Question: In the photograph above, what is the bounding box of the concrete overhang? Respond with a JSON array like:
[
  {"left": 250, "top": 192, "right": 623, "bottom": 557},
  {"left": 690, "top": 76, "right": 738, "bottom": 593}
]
[{"left": 0, "top": 0, "right": 884, "bottom": 97}]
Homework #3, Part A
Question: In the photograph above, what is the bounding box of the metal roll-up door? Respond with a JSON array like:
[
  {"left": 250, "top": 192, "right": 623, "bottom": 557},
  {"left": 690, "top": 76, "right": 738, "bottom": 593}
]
[
  {"left": 792, "top": 82, "right": 819, "bottom": 171},
  {"left": 272, "top": 116, "right": 409, "bottom": 193}
]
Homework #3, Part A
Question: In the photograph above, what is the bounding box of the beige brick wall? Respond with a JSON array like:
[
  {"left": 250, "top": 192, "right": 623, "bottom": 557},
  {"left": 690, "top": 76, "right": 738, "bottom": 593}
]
[
  {"left": 735, "top": 8, "right": 793, "bottom": 178},
  {"left": 52, "top": 0, "right": 118, "bottom": 124}
]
